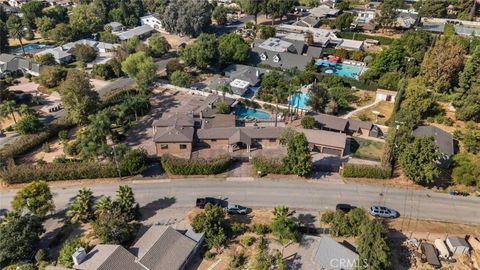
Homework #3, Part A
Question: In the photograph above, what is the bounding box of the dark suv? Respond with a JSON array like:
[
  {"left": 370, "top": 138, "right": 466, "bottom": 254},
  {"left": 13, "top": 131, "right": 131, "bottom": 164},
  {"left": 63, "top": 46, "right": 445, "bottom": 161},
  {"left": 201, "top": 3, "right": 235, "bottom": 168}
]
[
  {"left": 335, "top": 203, "right": 356, "bottom": 213},
  {"left": 196, "top": 197, "right": 227, "bottom": 209}
]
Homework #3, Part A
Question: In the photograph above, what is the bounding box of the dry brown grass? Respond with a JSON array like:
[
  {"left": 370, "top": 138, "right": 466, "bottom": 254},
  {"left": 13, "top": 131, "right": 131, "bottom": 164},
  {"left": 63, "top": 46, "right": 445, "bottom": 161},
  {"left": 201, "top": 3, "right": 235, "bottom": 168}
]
[{"left": 351, "top": 101, "right": 394, "bottom": 125}]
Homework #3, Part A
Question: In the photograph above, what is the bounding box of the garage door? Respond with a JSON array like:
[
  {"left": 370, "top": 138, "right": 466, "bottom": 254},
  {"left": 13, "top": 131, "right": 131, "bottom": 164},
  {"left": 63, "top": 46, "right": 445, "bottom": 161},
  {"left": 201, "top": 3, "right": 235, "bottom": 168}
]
[{"left": 322, "top": 147, "right": 342, "bottom": 156}]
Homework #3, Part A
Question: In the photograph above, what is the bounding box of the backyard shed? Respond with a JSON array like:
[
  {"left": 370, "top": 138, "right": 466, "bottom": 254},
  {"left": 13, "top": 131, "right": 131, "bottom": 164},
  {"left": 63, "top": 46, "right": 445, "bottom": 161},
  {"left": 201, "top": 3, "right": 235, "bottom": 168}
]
[
  {"left": 446, "top": 236, "right": 470, "bottom": 255},
  {"left": 434, "top": 239, "right": 450, "bottom": 258},
  {"left": 420, "top": 242, "right": 441, "bottom": 268}
]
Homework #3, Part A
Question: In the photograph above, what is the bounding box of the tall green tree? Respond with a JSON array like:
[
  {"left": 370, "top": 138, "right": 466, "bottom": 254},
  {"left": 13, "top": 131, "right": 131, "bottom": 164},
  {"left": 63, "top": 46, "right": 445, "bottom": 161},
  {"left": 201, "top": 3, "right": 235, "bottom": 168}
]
[
  {"left": 58, "top": 237, "right": 89, "bottom": 268},
  {"left": 271, "top": 205, "right": 298, "bottom": 246},
  {"left": 121, "top": 51, "right": 157, "bottom": 91},
  {"left": 212, "top": 5, "right": 228, "bottom": 25},
  {"left": 66, "top": 188, "right": 95, "bottom": 223},
  {"left": 11, "top": 180, "right": 55, "bottom": 217},
  {"left": 161, "top": 0, "right": 212, "bottom": 37},
  {"left": 147, "top": 33, "right": 171, "bottom": 58},
  {"left": 356, "top": 219, "right": 390, "bottom": 270},
  {"left": 59, "top": 70, "right": 100, "bottom": 124},
  {"left": 0, "top": 213, "right": 44, "bottom": 268},
  {"left": 218, "top": 33, "right": 250, "bottom": 66},
  {"left": 191, "top": 204, "right": 227, "bottom": 251},
  {"left": 417, "top": 0, "right": 447, "bottom": 18},
  {"left": 283, "top": 132, "right": 312, "bottom": 176},
  {"left": 307, "top": 85, "right": 329, "bottom": 113},
  {"left": 94, "top": 196, "right": 114, "bottom": 217},
  {"left": 400, "top": 136, "right": 440, "bottom": 184},
  {"left": 180, "top": 33, "right": 219, "bottom": 69},
  {"left": 264, "top": 0, "right": 295, "bottom": 25},
  {"left": 240, "top": 0, "right": 263, "bottom": 24},
  {"left": 375, "top": 0, "right": 401, "bottom": 28},
  {"left": 6, "top": 15, "right": 26, "bottom": 55},
  {"left": 115, "top": 185, "right": 139, "bottom": 221},
  {"left": 0, "top": 100, "right": 18, "bottom": 124},
  {"left": 69, "top": 4, "right": 103, "bottom": 37},
  {"left": 421, "top": 38, "right": 466, "bottom": 93},
  {"left": 0, "top": 20, "right": 8, "bottom": 53},
  {"left": 48, "top": 23, "right": 74, "bottom": 44},
  {"left": 21, "top": 0, "right": 44, "bottom": 28}
]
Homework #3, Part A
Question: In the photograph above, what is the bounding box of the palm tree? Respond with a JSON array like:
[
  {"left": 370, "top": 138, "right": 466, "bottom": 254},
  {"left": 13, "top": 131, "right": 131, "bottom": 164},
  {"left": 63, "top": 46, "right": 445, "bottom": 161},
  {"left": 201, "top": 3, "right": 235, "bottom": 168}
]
[
  {"left": 94, "top": 196, "right": 113, "bottom": 217},
  {"left": 0, "top": 100, "right": 17, "bottom": 123},
  {"left": 114, "top": 102, "right": 129, "bottom": 126},
  {"left": 272, "top": 86, "right": 286, "bottom": 127},
  {"left": 66, "top": 188, "right": 94, "bottom": 223},
  {"left": 6, "top": 15, "right": 26, "bottom": 56},
  {"left": 217, "top": 83, "right": 232, "bottom": 101},
  {"left": 272, "top": 205, "right": 293, "bottom": 219},
  {"left": 115, "top": 185, "right": 138, "bottom": 221},
  {"left": 19, "top": 104, "right": 30, "bottom": 116}
]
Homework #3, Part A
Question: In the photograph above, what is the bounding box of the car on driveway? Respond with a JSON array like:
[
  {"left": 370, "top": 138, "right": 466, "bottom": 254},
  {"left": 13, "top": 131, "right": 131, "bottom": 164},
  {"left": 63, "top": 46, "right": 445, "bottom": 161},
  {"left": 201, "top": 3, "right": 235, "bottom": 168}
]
[
  {"left": 196, "top": 197, "right": 227, "bottom": 208},
  {"left": 227, "top": 204, "right": 248, "bottom": 215},
  {"left": 369, "top": 205, "right": 398, "bottom": 218},
  {"left": 336, "top": 203, "right": 356, "bottom": 213}
]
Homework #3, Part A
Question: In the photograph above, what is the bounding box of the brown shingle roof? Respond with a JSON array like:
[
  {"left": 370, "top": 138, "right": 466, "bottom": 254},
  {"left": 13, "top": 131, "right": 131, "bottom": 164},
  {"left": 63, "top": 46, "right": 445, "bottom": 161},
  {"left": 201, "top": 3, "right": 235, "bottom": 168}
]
[
  {"left": 313, "top": 113, "right": 348, "bottom": 132},
  {"left": 197, "top": 127, "right": 282, "bottom": 141},
  {"left": 347, "top": 119, "right": 373, "bottom": 132},
  {"left": 153, "top": 126, "right": 194, "bottom": 143},
  {"left": 152, "top": 113, "right": 194, "bottom": 128},
  {"left": 300, "top": 128, "right": 347, "bottom": 149}
]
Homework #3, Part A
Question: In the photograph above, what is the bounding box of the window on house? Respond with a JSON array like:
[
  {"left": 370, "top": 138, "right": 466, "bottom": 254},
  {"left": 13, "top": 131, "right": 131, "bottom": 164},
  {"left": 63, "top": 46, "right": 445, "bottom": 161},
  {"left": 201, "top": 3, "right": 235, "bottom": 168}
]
[
  {"left": 160, "top": 144, "right": 168, "bottom": 149},
  {"left": 269, "top": 139, "right": 276, "bottom": 142},
  {"left": 180, "top": 144, "right": 187, "bottom": 149}
]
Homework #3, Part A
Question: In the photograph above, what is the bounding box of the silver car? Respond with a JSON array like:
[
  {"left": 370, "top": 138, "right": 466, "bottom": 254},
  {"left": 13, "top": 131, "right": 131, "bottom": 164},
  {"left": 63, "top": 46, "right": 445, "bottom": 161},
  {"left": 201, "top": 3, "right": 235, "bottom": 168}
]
[
  {"left": 227, "top": 204, "right": 248, "bottom": 215},
  {"left": 369, "top": 205, "right": 398, "bottom": 218}
]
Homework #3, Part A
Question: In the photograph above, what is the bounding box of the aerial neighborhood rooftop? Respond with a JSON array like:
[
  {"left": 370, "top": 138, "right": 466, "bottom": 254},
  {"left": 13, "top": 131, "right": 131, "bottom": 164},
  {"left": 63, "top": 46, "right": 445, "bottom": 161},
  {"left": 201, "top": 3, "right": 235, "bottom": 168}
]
[{"left": 1, "top": 0, "right": 480, "bottom": 269}]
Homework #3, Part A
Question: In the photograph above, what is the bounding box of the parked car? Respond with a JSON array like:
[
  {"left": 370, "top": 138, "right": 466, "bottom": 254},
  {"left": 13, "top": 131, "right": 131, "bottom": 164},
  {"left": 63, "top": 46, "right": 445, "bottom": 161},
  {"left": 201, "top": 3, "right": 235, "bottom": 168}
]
[
  {"left": 369, "top": 205, "right": 398, "bottom": 218},
  {"left": 227, "top": 204, "right": 248, "bottom": 215},
  {"left": 335, "top": 203, "right": 356, "bottom": 213},
  {"left": 195, "top": 197, "right": 227, "bottom": 209}
]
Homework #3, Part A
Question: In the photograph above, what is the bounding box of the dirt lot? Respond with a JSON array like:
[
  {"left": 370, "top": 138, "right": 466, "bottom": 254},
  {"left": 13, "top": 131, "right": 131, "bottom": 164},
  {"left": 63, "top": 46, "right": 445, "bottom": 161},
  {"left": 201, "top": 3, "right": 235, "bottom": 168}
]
[{"left": 351, "top": 101, "right": 394, "bottom": 125}]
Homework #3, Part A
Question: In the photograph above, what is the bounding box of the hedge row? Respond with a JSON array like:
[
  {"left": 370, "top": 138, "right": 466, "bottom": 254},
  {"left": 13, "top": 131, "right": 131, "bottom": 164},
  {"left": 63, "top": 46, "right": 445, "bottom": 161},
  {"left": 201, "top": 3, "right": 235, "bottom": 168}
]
[
  {"left": 337, "top": 32, "right": 394, "bottom": 45},
  {"left": 251, "top": 156, "right": 286, "bottom": 174},
  {"left": 0, "top": 162, "right": 119, "bottom": 184},
  {"left": 0, "top": 117, "right": 74, "bottom": 159},
  {"left": 161, "top": 154, "right": 231, "bottom": 175},
  {"left": 101, "top": 88, "right": 139, "bottom": 107},
  {"left": 341, "top": 164, "right": 392, "bottom": 179}
]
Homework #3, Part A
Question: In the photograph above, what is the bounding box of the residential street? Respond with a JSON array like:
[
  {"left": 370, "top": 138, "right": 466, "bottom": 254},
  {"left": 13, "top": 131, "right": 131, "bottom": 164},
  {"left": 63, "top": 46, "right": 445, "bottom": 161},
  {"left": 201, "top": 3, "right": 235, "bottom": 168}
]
[{"left": 1, "top": 179, "right": 479, "bottom": 225}]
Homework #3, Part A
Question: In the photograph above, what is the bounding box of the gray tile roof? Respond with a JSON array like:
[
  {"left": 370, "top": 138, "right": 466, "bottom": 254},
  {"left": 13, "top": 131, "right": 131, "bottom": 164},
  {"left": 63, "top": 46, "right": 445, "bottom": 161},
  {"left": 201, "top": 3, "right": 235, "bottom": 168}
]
[
  {"left": 313, "top": 113, "right": 348, "bottom": 132},
  {"left": 76, "top": 245, "right": 144, "bottom": 270},
  {"left": 116, "top": 25, "right": 154, "bottom": 40},
  {"left": 250, "top": 46, "right": 313, "bottom": 70},
  {"left": 0, "top": 53, "right": 42, "bottom": 74},
  {"left": 131, "top": 226, "right": 199, "bottom": 270},
  {"left": 223, "top": 64, "right": 268, "bottom": 86},
  {"left": 413, "top": 125, "right": 454, "bottom": 157},
  {"left": 306, "top": 46, "right": 323, "bottom": 58},
  {"left": 36, "top": 47, "right": 71, "bottom": 61}
]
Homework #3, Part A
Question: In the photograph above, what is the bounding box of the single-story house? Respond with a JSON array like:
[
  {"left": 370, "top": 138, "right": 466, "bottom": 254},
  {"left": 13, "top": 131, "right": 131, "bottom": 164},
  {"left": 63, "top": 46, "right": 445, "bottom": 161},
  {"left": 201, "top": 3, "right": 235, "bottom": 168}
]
[
  {"left": 309, "top": 5, "right": 340, "bottom": 19},
  {"left": 311, "top": 113, "right": 382, "bottom": 138},
  {"left": 115, "top": 25, "right": 154, "bottom": 41},
  {"left": 293, "top": 16, "right": 322, "bottom": 28},
  {"left": 396, "top": 11, "right": 418, "bottom": 29},
  {"left": 72, "top": 226, "right": 204, "bottom": 270},
  {"left": 0, "top": 53, "right": 42, "bottom": 78},
  {"left": 446, "top": 236, "right": 470, "bottom": 255},
  {"left": 413, "top": 125, "right": 454, "bottom": 168},
  {"left": 63, "top": 39, "right": 119, "bottom": 53},
  {"left": 354, "top": 9, "right": 376, "bottom": 24},
  {"left": 36, "top": 47, "right": 72, "bottom": 64},
  {"left": 294, "top": 235, "right": 359, "bottom": 270},
  {"left": 193, "top": 94, "right": 236, "bottom": 119},
  {"left": 313, "top": 113, "right": 349, "bottom": 133},
  {"left": 209, "top": 64, "right": 269, "bottom": 96},
  {"left": 376, "top": 89, "right": 397, "bottom": 103},
  {"left": 301, "top": 128, "right": 347, "bottom": 156}
]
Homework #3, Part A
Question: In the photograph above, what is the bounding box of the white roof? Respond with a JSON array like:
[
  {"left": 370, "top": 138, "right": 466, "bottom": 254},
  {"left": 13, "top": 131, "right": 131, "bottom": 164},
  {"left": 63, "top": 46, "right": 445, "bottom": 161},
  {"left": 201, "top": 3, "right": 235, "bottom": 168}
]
[
  {"left": 258, "top": 38, "right": 293, "bottom": 52},
  {"left": 337, "top": 39, "right": 363, "bottom": 50},
  {"left": 230, "top": 78, "right": 250, "bottom": 89}
]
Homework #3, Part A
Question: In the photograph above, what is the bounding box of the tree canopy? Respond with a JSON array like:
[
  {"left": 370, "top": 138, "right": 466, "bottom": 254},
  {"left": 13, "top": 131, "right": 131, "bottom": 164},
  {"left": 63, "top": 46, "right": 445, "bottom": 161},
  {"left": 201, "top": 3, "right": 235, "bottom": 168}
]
[
  {"left": 400, "top": 136, "right": 441, "bottom": 184},
  {"left": 11, "top": 180, "right": 55, "bottom": 217},
  {"left": 218, "top": 33, "right": 250, "bottom": 66},
  {"left": 161, "top": 0, "right": 212, "bottom": 37},
  {"left": 121, "top": 51, "right": 157, "bottom": 91},
  {"left": 180, "top": 33, "right": 219, "bottom": 69}
]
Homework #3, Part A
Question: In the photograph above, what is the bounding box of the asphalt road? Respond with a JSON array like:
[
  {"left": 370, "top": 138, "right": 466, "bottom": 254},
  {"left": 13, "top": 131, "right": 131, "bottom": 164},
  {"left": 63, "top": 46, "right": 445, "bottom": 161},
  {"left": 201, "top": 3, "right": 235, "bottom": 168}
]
[{"left": 1, "top": 179, "right": 479, "bottom": 225}]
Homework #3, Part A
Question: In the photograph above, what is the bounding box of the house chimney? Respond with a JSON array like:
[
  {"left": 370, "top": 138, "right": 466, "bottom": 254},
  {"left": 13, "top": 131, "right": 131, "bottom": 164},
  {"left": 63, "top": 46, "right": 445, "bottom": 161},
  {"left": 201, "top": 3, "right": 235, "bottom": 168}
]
[
  {"left": 256, "top": 69, "right": 260, "bottom": 78},
  {"left": 72, "top": 247, "right": 87, "bottom": 266}
]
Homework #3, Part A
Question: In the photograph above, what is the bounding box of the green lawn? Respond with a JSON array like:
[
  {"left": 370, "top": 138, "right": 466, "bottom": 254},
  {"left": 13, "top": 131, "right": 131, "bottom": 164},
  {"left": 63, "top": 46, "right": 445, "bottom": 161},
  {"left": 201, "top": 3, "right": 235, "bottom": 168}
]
[{"left": 349, "top": 136, "right": 384, "bottom": 161}]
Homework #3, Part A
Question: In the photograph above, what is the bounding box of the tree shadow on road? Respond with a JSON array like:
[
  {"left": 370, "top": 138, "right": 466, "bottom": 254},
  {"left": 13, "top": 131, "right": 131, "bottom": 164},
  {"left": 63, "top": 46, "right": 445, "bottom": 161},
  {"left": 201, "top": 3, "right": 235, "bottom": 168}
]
[{"left": 139, "top": 196, "right": 177, "bottom": 221}]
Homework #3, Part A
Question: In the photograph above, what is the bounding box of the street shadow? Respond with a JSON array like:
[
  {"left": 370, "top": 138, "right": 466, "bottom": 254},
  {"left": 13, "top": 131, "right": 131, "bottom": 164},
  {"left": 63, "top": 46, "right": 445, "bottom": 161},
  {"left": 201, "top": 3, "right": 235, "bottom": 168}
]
[
  {"left": 386, "top": 228, "right": 412, "bottom": 269},
  {"left": 294, "top": 213, "right": 318, "bottom": 235},
  {"left": 139, "top": 196, "right": 177, "bottom": 221}
]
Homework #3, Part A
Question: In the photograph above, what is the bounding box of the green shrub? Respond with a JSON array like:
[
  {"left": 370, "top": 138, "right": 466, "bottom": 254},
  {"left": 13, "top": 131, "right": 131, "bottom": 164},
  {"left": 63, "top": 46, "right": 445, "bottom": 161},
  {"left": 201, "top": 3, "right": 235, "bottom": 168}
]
[
  {"left": 230, "top": 222, "right": 246, "bottom": 235},
  {"left": 204, "top": 250, "right": 215, "bottom": 259},
  {"left": 251, "top": 156, "right": 286, "bottom": 174},
  {"left": 241, "top": 235, "right": 254, "bottom": 246},
  {"left": 100, "top": 88, "right": 139, "bottom": 107},
  {"left": 301, "top": 116, "right": 316, "bottom": 129},
  {"left": 160, "top": 154, "right": 231, "bottom": 175},
  {"left": 320, "top": 210, "right": 335, "bottom": 224},
  {"left": 0, "top": 162, "right": 119, "bottom": 184},
  {"left": 341, "top": 164, "right": 392, "bottom": 179},
  {"left": 0, "top": 117, "right": 74, "bottom": 159},
  {"left": 120, "top": 148, "right": 148, "bottom": 175},
  {"left": 336, "top": 32, "right": 394, "bottom": 45},
  {"left": 58, "top": 237, "right": 89, "bottom": 268},
  {"left": 251, "top": 224, "right": 271, "bottom": 235}
]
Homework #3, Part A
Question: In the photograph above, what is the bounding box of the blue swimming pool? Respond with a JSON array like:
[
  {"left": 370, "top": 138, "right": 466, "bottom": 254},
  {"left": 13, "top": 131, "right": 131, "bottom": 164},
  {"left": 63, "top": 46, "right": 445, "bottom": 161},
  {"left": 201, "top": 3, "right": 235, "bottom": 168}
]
[
  {"left": 15, "top": 43, "right": 48, "bottom": 54},
  {"left": 235, "top": 106, "right": 271, "bottom": 120},
  {"left": 315, "top": 59, "right": 367, "bottom": 80},
  {"left": 290, "top": 92, "right": 309, "bottom": 109}
]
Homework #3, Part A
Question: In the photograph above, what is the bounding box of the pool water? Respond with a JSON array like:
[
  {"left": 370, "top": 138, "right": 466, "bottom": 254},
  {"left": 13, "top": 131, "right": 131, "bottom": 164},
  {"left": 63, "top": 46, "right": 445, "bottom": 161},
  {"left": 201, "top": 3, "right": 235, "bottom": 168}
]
[
  {"left": 15, "top": 43, "right": 47, "bottom": 54},
  {"left": 235, "top": 106, "right": 271, "bottom": 119},
  {"left": 290, "top": 92, "right": 309, "bottom": 109},
  {"left": 315, "top": 59, "right": 367, "bottom": 80}
]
